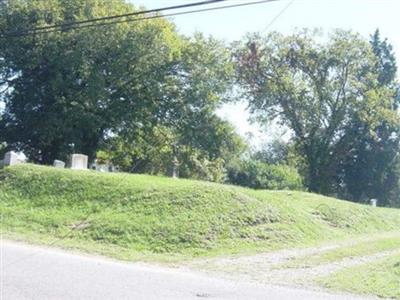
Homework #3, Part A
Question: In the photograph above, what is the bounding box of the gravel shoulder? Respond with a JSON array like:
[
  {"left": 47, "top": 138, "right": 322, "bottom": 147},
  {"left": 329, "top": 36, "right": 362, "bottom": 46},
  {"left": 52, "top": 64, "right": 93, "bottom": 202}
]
[{"left": 188, "top": 233, "right": 400, "bottom": 295}]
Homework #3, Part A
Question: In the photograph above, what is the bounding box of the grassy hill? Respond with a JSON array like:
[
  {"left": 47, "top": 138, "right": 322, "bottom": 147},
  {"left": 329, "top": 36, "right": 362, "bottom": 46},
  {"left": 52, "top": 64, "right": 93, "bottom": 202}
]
[{"left": 1, "top": 164, "right": 400, "bottom": 261}]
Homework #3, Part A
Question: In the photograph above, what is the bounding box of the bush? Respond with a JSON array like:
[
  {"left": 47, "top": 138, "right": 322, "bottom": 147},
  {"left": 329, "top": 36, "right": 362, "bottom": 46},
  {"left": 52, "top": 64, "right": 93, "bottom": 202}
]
[{"left": 227, "top": 159, "right": 303, "bottom": 190}]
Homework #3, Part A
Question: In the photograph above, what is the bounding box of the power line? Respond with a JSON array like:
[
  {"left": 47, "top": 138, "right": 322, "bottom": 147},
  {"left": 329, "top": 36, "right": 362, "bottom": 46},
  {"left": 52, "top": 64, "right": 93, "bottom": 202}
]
[
  {"left": 3, "top": 0, "right": 280, "bottom": 38},
  {"left": 263, "top": 0, "right": 295, "bottom": 32},
  {"left": 20, "top": 0, "right": 227, "bottom": 34}
]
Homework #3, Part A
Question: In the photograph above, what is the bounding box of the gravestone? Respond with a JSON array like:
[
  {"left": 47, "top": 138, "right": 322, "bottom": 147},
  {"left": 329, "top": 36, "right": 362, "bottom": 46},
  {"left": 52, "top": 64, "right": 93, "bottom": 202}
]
[
  {"left": 172, "top": 165, "right": 179, "bottom": 179},
  {"left": 96, "top": 164, "right": 109, "bottom": 172},
  {"left": 53, "top": 160, "right": 66, "bottom": 168},
  {"left": 3, "top": 151, "right": 22, "bottom": 166},
  {"left": 90, "top": 160, "right": 109, "bottom": 172},
  {"left": 93, "top": 163, "right": 119, "bottom": 172},
  {"left": 172, "top": 156, "right": 179, "bottom": 179},
  {"left": 70, "top": 154, "right": 88, "bottom": 170},
  {"left": 109, "top": 165, "right": 119, "bottom": 173}
]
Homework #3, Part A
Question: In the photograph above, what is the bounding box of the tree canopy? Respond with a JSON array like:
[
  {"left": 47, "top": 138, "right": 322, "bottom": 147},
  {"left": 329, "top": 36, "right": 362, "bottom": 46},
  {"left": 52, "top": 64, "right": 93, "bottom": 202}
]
[
  {"left": 1, "top": 1, "right": 399, "bottom": 206},
  {"left": 234, "top": 30, "right": 400, "bottom": 204},
  {"left": 338, "top": 30, "right": 400, "bottom": 205},
  {"left": 0, "top": 0, "right": 242, "bottom": 176}
]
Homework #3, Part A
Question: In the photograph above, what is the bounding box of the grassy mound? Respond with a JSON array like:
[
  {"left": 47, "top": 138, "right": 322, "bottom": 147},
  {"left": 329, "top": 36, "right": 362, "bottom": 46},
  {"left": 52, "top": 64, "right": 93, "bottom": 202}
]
[{"left": 1, "top": 164, "right": 400, "bottom": 261}]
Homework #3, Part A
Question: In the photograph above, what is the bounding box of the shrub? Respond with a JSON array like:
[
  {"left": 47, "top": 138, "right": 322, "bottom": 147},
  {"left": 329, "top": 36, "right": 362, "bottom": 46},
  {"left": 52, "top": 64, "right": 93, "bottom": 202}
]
[{"left": 227, "top": 159, "right": 303, "bottom": 190}]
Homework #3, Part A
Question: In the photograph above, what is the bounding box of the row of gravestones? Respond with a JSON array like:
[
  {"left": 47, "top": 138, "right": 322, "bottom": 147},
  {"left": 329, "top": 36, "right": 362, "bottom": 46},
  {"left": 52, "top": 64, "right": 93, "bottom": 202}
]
[
  {"left": 0, "top": 151, "right": 118, "bottom": 173},
  {"left": 0, "top": 151, "right": 380, "bottom": 205},
  {"left": 53, "top": 154, "right": 88, "bottom": 170},
  {"left": 0, "top": 151, "right": 87, "bottom": 170},
  {"left": 0, "top": 151, "right": 88, "bottom": 169},
  {"left": 54, "top": 154, "right": 119, "bottom": 172}
]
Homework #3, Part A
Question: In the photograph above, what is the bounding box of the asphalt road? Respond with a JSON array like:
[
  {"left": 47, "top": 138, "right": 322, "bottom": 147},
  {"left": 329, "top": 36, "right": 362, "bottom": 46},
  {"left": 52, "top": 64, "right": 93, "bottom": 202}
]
[{"left": 1, "top": 240, "right": 371, "bottom": 300}]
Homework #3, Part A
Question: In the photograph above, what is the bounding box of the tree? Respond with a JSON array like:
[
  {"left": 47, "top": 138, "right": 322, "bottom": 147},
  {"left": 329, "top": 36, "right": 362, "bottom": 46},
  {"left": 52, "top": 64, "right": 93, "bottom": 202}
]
[
  {"left": 0, "top": 1, "right": 240, "bottom": 175},
  {"left": 103, "top": 116, "right": 246, "bottom": 182},
  {"left": 0, "top": 0, "right": 182, "bottom": 163},
  {"left": 252, "top": 138, "right": 304, "bottom": 169},
  {"left": 370, "top": 29, "right": 398, "bottom": 87},
  {"left": 97, "top": 33, "right": 244, "bottom": 180},
  {"left": 234, "top": 30, "right": 400, "bottom": 198},
  {"left": 252, "top": 139, "right": 290, "bottom": 165},
  {"left": 337, "top": 29, "right": 400, "bottom": 206}
]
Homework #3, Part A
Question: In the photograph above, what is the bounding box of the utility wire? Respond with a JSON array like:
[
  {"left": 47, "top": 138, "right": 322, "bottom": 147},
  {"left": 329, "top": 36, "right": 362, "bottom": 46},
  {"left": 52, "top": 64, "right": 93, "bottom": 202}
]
[
  {"left": 0, "top": 0, "right": 292, "bottom": 268},
  {"left": 17, "top": 0, "right": 227, "bottom": 34},
  {"left": 3, "top": 0, "right": 280, "bottom": 38},
  {"left": 263, "top": 0, "right": 295, "bottom": 32}
]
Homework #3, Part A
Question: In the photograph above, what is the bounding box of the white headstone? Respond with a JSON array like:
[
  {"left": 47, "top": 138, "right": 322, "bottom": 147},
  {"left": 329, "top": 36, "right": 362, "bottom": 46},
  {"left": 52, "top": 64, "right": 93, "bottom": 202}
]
[
  {"left": 96, "top": 164, "right": 109, "bottom": 172},
  {"left": 53, "top": 160, "right": 66, "bottom": 168},
  {"left": 70, "top": 154, "right": 88, "bottom": 170},
  {"left": 3, "top": 151, "right": 22, "bottom": 166},
  {"left": 370, "top": 199, "right": 378, "bottom": 207},
  {"left": 172, "top": 156, "right": 179, "bottom": 179}
]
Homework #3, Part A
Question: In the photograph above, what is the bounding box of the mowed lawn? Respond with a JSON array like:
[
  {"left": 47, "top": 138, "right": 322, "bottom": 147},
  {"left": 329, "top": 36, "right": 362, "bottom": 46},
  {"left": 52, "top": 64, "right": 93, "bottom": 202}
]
[{"left": 1, "top": 164, "right": 400, "bottom": 263}]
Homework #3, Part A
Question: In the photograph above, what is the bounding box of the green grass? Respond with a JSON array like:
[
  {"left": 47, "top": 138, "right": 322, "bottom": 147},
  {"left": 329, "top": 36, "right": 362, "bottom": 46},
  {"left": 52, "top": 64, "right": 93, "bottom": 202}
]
[
  {"left": 274, "top": 234, "right": 400, "bottom": 269},
  {"left": 319, "top": 253, "right": 400, "bottom": 299},
  {"left": 1, "top": 164, "right": 400, "bottom": 262}
]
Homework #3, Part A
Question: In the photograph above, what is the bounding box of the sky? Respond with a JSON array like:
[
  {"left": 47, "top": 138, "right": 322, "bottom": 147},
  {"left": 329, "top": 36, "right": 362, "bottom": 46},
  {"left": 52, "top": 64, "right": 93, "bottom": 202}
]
[{"left": 131, "top": 0, "right": 400, "bottom": 147}]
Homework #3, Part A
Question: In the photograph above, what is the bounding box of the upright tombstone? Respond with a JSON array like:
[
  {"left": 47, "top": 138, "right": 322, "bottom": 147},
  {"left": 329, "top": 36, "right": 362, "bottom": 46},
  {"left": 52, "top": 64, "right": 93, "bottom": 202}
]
[
  {"left": 90, "top": 160, "right": 109, "bottom": 172},
  {"left": 53, "top": 160, "right": 66, "bottom": 168},
  {"left": 96, "top": 164, "right": 109, "bottom": 172},
  {"left": 3, "top": 151, "right": 22, "bottom": 166},
  {"left": 70, "top": 154, "right": 88, "bottom": 170},
  {"left": 171, "top": 156, "right": 179, "bottom": 179},
  {"left": 109, "top": 165, "right": 119, "bottom": 173}
]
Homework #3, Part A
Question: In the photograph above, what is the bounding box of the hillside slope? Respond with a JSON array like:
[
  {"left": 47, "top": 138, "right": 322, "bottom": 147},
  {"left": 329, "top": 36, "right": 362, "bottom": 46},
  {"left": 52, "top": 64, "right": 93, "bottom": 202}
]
[{"left": 1, "top": 164, "right": 399, "bottom": 261}]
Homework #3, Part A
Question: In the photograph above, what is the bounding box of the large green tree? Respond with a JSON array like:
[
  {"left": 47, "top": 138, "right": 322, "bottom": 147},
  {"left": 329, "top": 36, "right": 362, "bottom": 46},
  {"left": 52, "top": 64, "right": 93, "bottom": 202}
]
[
  {"left": 0, "top": 0, "right": 183, "bottom": 163},
  {"left": 0, "top": 0, "right": 238, "bottom": 170},
  {"left": 98, "top": 33, "right": 243, "bottom": 179},
  {"left": 234, "top": 30, "right": 400, "bottom": 200},
  {"left": 338, "top": 30, "right": 400, "bottom": 205}
]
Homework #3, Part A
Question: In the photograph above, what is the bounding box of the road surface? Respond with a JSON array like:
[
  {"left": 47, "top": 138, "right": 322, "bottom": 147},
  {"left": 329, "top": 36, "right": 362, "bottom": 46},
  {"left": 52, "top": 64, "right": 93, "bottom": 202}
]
[{"left": 1, "top": 240, "right": 371, "bottom": 300}]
